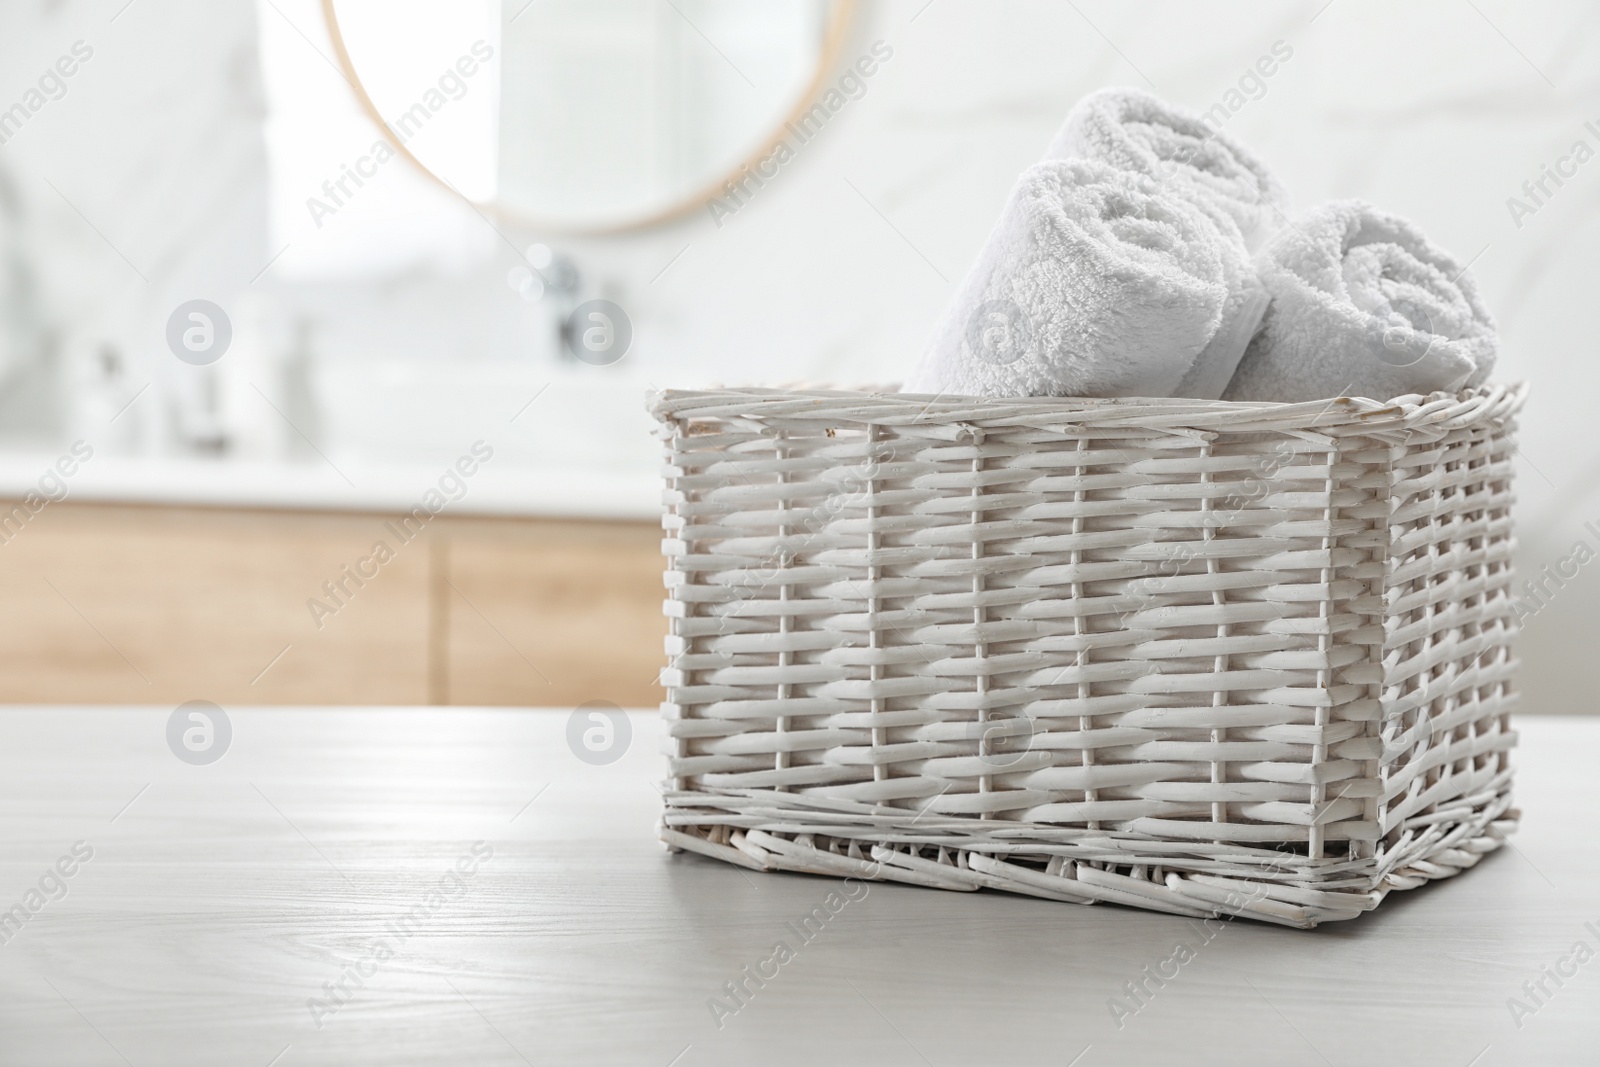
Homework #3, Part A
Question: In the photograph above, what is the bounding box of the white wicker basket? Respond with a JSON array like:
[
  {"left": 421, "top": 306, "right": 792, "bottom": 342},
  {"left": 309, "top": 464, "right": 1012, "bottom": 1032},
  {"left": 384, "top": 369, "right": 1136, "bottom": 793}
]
[{"left": 652, "top": 383, "right": 1525, "bottom": 928}]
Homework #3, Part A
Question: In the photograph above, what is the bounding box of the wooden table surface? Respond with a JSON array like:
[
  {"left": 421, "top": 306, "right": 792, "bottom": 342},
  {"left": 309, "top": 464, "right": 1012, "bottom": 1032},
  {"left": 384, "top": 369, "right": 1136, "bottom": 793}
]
[{"left": 0, "top": 708, "right": 1593, "bottom": 1066}]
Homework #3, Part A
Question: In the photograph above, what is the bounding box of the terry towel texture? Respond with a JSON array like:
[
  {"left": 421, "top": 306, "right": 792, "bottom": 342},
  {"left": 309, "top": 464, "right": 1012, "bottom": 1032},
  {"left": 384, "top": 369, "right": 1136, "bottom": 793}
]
[
  {"left": 908, "top": 88, "right": 1499, "bottom": 404},
  {"left": 1045, "top": 87, "right": 1282, "bottom": 397},
  {"left": 1046, "top": 87, "right": 1289, "bottom": 252},
  {"left": 903, "top": 159, "right": 1229, "bottom": 399},
  {"left": 1169, "top": 195, "right": 1270, "bottom": 400},
  {"left": 1223, "top": 200, "right": 1499, "bottom": 403}
]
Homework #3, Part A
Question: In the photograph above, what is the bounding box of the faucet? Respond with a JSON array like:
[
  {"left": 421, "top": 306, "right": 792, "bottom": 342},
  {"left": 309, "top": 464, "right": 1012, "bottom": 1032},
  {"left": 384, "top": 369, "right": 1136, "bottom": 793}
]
[{"left": 507, "top": 243, "right": 583, "bottom": 360}]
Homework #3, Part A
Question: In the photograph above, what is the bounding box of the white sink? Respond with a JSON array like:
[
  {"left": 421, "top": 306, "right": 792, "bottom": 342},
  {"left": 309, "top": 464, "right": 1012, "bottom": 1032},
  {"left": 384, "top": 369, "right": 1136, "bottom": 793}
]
[
  {"left": 313, "top": 361, "right": 660, "bottom": 478},
  {"left": 0, "top": 363, "right": 665, "bottom": 519}
]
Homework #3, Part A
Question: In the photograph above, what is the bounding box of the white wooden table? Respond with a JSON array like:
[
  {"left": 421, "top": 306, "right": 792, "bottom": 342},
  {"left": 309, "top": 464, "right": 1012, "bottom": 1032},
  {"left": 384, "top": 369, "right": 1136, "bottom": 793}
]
[{"left": 0, "top": 709, "right": 1593, "bottom": 1066}]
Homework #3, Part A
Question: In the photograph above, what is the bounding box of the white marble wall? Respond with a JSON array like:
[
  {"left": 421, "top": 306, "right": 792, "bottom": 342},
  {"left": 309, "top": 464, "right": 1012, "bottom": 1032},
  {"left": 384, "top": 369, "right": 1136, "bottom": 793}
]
[
  {"left": 0, "top": 0, "right": 270, "bottom": 451},
  {"left": 1, "top": 0, "right": 1598, "bottom": 711}
]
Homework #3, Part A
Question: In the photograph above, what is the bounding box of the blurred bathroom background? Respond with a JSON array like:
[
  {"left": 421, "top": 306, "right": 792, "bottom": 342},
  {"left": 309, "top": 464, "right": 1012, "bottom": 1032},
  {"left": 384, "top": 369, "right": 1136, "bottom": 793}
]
[{"left": 0, "top": 0, "right": 1593, "bottom": 712}]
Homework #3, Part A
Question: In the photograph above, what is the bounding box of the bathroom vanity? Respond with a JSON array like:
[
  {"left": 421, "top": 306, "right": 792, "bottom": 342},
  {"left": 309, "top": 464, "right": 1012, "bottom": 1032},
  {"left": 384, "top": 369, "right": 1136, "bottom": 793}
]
[{"left": 0, "top": 456, "right": 663, "bottom": 707}]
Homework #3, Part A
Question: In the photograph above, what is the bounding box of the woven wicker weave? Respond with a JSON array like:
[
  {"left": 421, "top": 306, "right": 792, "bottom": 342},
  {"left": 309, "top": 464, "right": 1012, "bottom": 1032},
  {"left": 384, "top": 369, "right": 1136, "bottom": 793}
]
[{"left": 652, "top": 384, "right": 1525, "bottom": 928}]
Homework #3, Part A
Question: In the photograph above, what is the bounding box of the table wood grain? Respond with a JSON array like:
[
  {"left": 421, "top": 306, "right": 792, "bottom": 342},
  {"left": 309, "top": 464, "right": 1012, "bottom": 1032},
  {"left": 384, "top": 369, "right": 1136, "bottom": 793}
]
[{"left": 0, "top": 709, "right": 1593, "bottom": 1066}]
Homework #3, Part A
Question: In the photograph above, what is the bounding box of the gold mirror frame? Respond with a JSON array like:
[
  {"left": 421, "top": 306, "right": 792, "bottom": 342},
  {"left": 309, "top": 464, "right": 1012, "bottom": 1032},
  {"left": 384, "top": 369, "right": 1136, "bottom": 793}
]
[{"left": 321, "top": 0, "right": 858, "bottom": 235}]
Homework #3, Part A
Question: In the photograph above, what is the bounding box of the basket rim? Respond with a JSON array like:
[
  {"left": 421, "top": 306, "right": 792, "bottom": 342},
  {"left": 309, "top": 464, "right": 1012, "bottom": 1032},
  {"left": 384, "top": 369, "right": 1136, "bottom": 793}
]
[{"left": 649, "top": 381, "right": 1526, "bottom": 437}]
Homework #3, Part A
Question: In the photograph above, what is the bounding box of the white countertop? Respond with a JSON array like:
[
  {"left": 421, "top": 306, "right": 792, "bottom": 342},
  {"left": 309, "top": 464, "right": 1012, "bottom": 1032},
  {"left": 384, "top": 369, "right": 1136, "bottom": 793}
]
[
  {"left": 0, "top": 452, "right": 661, "bottom": 520},
  {"left": 0, "top": 708, "right": 1591, "bottom": 1066}
]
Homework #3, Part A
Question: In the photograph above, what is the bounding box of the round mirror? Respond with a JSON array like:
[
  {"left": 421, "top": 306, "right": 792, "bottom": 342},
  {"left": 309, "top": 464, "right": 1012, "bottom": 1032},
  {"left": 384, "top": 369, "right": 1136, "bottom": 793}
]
[{"left": 323, "top": 0, "right": 855, "bottom": 233}]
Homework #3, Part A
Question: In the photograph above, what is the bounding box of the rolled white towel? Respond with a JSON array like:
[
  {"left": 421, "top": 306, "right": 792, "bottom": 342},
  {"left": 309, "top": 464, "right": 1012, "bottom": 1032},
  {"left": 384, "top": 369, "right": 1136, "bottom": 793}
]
[
  {"left": 1046, "top": 86, "right": 1289, "bottom": 251},
  {"left": 1046, "top": 88, "right": 1281, "bottom": 398},
  {"left": 1222, "top": 200, "right": 1499, "bottom": 403},
  {"left": 1169, "top": 197, "right": 1270, "bottom": 400},
  {"left": 903, "top": 159, "right": 1229, "bottom": 399}
]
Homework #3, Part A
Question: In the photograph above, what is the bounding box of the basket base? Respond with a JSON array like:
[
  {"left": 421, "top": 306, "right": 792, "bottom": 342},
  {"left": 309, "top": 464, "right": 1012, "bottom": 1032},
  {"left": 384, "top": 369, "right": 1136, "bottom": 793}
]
[{"left": 661, "top": 791, "right": 1517, "bottom": 929}]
